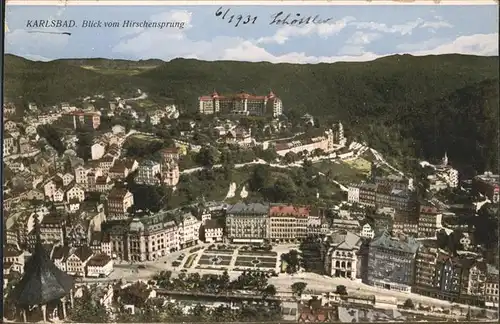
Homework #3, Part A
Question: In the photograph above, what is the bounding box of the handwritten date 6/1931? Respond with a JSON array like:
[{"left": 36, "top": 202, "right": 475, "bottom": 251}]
[{"left": 215, "top": 7, "right": 257, "bottom": 27}]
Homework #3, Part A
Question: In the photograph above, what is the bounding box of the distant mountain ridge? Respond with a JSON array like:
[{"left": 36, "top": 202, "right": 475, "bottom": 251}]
[{"left": 3, "top": 53, "right": 499, "bottom": 174}]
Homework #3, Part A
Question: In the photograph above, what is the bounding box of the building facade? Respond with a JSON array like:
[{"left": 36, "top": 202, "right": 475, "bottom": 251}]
[
  {"left": 106, "top": 188, "right": 134, "bottom": 220},
  {"left": 367, "top": 230, "right": 420, "bottom": 293},
  {"left": 62, "top": 111, "right": 101, "bottom": 130},
  {"left": 198, "top": 91, "right": 283, "bottom": 117},
  {"left": 325, "top": 231, "right": 363, "bottom": 280},
  {"left": 472, "top": 171, "right": 499, "bottom": 203},
  {"left": 417, "top": 206, "right": 443, "bottom": 238},
  {"left": 268, "top": 205, "right": 309, "bottom": 242},
  {"left": 226, "top": 202, "right": 270, "bottom": 243},
  {"left": 102, "top": 214, "right": 178, "bottom": 262},
  {"left": 135, "top": 160, "right": 162, "bottom": 186}
]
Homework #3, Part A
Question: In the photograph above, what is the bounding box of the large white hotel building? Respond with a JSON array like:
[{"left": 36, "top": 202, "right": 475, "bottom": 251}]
[{"left": 198, "top": 91, "right": 283, "bottom": 117}]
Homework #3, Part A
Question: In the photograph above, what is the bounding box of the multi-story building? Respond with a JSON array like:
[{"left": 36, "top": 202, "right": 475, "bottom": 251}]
[
  {"left": 106, "top": 187, "right": 134, "bottom": 220},
  {"left": 177, "top": 212, "right": 202, "bottom": 248},
  {"left": 85, "top": 253, "right": 114, "bottom": 278},
  {"left": 268, "top": 205, "right": 309, "bottom": 242},
  {"left": 65, "top": 184, "right": 86, "bottom": 203},
  {"left": 359, "top": 222, "right": 375, "bottom": 239},
  {"left": 412, "top": 245, "right": 443, "bottom": 296},
  {"left": 367, "top": 230, "right": 420, "bottom": 293},
  {"left": 348, "top": 183, "right": 377, "bottom": 207},
  {"left": 75, "top": 166, "right": 90, "bottom": 187},
  {"left": 3, "top": 133, "right": 18, "bottom": 156},
  {"left": 274, "top": 129, "right": 335, "bottom": 156},
  {"left": 392, "top": 212, "right": 418, "bottom": 237},
  {"left": 160, "top": 158, "right": 180, "bottom": 187},
  {"left": 198, "top": 90, "right": 283, "bottom": 117},
  {"left": 225, "top": 127, "right": 253, "bottom": 147},
  {"left": 91, "top": 142, "right": 106, "bottom": 160},
  {"left": 65, "top": 246, "right": 94, "bottom": 277},
  {"left": 484, "top": 264, "right": 499, "bottom": 308},
  {"left": 463, "top": 262, "right": 487, "bottom": 298},
  {"left": 98, "top": 156, "right": 116, "bottom": 175},
  {"left": 3, "top": 102, "right": 16, "bottom": 116},
  {"left": 39, "top": 212, "right": 67, "bottom": 245},
  {"left": 375, "top": 184, "right": 417, "bottom": 213},
  {"left": 3, "top": 245, "right": 25, "bottom": 275},
  {"left": 332, "top": 219, "right": 360, "bottom": 233},
  {"left": 472, "top": 171, "right": 499, "bottom": 203},
  {"left": 438, "top": 256, "right": 463, "bottom": 297},
  {"left": 203, "top": 219, "right": 223, "bottom": 243},
  {"left": 62, "top": 111, "right": 101, "bottom": 130},
  {"left": 160, "top": 147, "right": 180, "bottom": 161},
  {"left": 324, "top": 231, "right": 363, "bottom": 280},
  {"left": 108, "top": 161, "right": 130, "bottom": 180},
  {"left": 348, "top": 182, "right": 417, "bottom": 213},
  {"left": 417, "top": 205, "right": 443, "bottom": 238},
  {"left": 433, "top": 153, "right": 459, "bottom": 189},
  {"left": 374, "top": 175, "right": 414, "bottom": 192},
  {"left": 95, "top": 176, "right": 113, "bottom": 193},
  {"left": 226, "top": 202, "right": 270, "bottom": 243},
  {"left": 101, "top": 211, "right": 194, "bottom": 262},
  {"left": 87, "top": 169, "right": 103, "bottom": 192},
  {"left": 135, "top": 160, "right": 162, "bottom": 185}
]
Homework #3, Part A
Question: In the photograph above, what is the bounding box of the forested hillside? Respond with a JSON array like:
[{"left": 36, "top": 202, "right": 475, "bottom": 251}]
[{"left": 3, "top": 53, "right": 498, "bottom": 175}]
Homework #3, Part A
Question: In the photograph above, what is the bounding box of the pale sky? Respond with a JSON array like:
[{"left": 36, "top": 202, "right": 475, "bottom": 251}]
[{"left": 5, "top": 4, "right": 499, "bottom": 63}]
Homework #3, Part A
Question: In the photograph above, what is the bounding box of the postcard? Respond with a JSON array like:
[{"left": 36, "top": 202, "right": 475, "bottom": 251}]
[{"left": 2, "top": 1, "right": 499, "bottom": 323}]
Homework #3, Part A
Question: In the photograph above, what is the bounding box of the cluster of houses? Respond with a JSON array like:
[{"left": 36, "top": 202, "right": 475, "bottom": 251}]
[{"left": 3, "top": 99, "right": 499, "bottom": 315}]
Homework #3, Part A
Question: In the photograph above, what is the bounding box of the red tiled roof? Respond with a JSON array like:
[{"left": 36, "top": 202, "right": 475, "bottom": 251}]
[
  {"left": 420, "top": 205, "right": 438, "bottom": 214},
  {"left": 269, "top": 205, "right": 309, "bottom": 217}
]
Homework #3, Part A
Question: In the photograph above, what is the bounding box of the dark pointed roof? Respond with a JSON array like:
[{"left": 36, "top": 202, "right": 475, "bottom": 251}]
[{"left": 10, "top": 216, "right": 74, "bottom": 307}]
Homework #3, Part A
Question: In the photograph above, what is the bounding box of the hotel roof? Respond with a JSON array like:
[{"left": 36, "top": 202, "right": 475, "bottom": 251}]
[
  {"left": 227, "top": 202, "right": 270, "bottom": 215},
  {"left": 370, "top": 230, "right": 420, "bottom": 254},
  {"left": 269, "top": 205, "right": 309, "bottom": 217}
]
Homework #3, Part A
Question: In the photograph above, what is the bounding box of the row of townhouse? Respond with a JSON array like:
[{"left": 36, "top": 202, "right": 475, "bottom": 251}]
[
  {"left": 74, "top": 150, "right": 181, "bottom": 189},
  {"left": 4, "top": 131, "right": 39, "bottom": 157},
  {"left": 3, "top": 242, "right": 114, "bottom": 280},
  {"left": 43, "top": 174, "right": 86, "bottom": 203},
  {"left": 318, "top": 229, "right": 419, "bottom": 292},
  {"left": 98, "top": 211, "right": 202, "bottom": 262},
  {"left": 273, "top": 128, "right": 336, "bottom": 157},
  {"left": 413, "top": 245, "right": 499, "bottom": 308},
  {"left": 134, "top": 157, "right": 180, "bottom": 187},
  {"left": 74, "top": 158, "right": 138, "bottom": 188},
  {"left": 61, "top": 110, "right": 101, "bottom": 130},
  {"left": 41, "top": 167, "right": 135, "bottom": 220},
  {"left": 51, "top": 245, "right": 114, "bottom": 278},
  {"left": 225, "top": 202, "right": 332, "bottom": 243},
  {"left": 347, "top": 181, "right": 418, "bottom": 213},
  {"left": 317, "top": 229, "right": 499, "bottom": 308}
]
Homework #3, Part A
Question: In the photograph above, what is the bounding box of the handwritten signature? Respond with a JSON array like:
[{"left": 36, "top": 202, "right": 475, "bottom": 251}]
[
  {"left": 215, "top": 7, "right": 333, "bottom": 28},
  {"left": 270, "top": 12, "right": 333, "bottom": 26}
]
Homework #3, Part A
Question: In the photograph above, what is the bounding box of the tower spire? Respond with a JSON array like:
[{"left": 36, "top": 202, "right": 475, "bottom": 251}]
[
  {"left": 442, "top": 151, "right": 448, "bottom": 166},
  {"left": 33, "top": 214, "right": 42, "bottom": 244}
]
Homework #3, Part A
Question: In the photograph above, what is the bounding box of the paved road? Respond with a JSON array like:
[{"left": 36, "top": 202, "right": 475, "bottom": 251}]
[
  {"left": 78, "top": 244, "right": 495, "bottom": 317},
  {"left": 268, "top": 273, "right": 495, "bottom": 314}
]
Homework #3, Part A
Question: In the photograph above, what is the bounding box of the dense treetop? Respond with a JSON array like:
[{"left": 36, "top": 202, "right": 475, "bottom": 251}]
[{"left": 4, "top": 54, "right": 498, "bottom": 174}]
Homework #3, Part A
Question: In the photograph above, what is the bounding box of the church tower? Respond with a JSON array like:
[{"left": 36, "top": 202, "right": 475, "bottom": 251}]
[{"left": 442, "top": 152, "right": 448, "bottom": 166}]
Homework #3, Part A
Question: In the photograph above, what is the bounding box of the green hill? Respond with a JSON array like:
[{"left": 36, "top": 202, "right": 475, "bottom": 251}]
[{"left": 3, "top": 53, "right": 498, "bottom": 174}]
